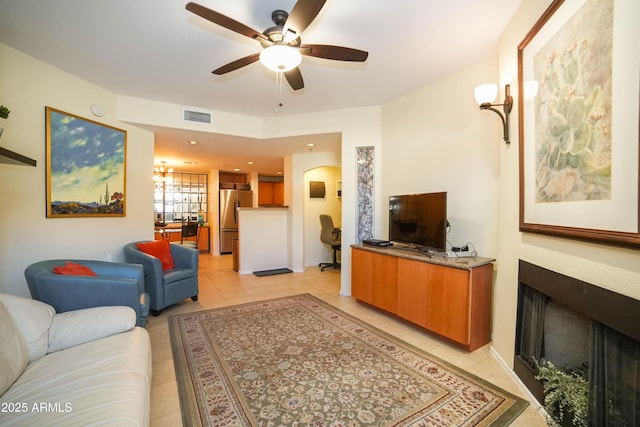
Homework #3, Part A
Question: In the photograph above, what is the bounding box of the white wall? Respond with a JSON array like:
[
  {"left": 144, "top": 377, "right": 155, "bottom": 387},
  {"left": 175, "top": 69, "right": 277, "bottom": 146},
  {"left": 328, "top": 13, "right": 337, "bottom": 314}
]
[
  {"left": 267, "top": 108, "right": 382, "bottom": 293},
  {"left": 116, "top": 99, "right": 382, "bottom": 290},
  {"left": 237, "top": 208, "right": 288, "bottom": 273},
  {"left": 0, "top": 44, "right": 155, "bottom": 297},
  {"left": 381, "top": 56, "right": 501, "bottom": 257},
  {"left": 5, "top": 0, "right": 639, "bottom": 377},
  {"left": 304, "top": 166, "right": 342, "bottom": 267},
  {"left": 492, "top": 0, "right": 640, "bottom": 365}
]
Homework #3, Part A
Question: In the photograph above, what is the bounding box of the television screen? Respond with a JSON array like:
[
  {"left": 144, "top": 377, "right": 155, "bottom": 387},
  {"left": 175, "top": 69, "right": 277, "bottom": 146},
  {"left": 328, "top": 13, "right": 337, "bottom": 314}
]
[{"left": 388, "top": 192, "right": 447, "bottom": 251}]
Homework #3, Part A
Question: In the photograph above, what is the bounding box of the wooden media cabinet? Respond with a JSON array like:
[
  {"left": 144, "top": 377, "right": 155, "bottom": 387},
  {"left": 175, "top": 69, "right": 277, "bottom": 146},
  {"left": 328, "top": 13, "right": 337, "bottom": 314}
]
[{"left": 351, "top": 245, "right": 495, "bottom": 351}]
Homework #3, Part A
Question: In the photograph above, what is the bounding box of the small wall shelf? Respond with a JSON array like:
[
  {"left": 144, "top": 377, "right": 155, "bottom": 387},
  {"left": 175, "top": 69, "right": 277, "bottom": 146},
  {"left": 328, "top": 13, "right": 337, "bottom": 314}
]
[{"left": 0, "top": 146, "right": 37, "bottom": 167}]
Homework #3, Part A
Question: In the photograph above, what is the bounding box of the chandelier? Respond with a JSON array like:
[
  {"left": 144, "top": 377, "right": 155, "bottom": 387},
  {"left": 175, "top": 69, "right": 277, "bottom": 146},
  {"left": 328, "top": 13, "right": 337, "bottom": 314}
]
[
  {"left": 153, "top": 161, "right": 173, "bottom": 185},
  {"left": 154, "top": 161, "right": 173, "bottom": 225}
]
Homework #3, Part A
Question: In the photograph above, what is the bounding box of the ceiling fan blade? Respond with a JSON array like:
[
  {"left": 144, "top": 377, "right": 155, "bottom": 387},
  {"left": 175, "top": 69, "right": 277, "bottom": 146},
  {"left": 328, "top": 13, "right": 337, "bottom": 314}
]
[
  {"left": 186, "top": 2, "right": 267, "bottom": 42},
  {"left": 282, "top": 0, "right": 326, "bottom": 38},
  {"left": 300, "top": 44, "right": 368, "bottom": 62},
  {"left": 284, "top": 67, "right": 304, "bottom": 91},
  {"left": 213, "top": 53, "right": 260, "bottom": 75}
]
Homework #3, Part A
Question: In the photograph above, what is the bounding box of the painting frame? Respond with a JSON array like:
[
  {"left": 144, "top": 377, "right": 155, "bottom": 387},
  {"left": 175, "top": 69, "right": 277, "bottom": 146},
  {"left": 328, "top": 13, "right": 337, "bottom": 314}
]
[
  {"left": 309, "top": 181, "right": 326, "bottom": 199},
  {"left": 518, "top": 0, "right": 640, "bottom": 248},
  {"left": 46, "top": 106, "right": 126, "bottom": 218}
]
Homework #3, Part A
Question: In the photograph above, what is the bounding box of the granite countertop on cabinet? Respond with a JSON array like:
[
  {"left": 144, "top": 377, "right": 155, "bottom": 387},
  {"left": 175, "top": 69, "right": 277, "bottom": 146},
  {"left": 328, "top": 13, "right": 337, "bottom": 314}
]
[{"left": 351, "top": 244, "right": 495, "bottom": 270}]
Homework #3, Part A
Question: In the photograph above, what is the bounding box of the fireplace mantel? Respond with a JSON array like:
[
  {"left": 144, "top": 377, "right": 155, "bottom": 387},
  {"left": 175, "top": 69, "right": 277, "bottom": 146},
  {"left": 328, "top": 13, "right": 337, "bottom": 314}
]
[
  {"left": 515, "top": 260, "right": 640, "bottom": 423},
  {"left": 518, "top": 260, "right": 640, "bottom": 342}
]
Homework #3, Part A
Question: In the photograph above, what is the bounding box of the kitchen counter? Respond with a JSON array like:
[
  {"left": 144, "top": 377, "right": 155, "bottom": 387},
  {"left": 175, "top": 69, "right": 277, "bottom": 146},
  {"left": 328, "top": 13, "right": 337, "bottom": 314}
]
[{"left": 237, "top": 207, "right": 290, "bottom": 274}]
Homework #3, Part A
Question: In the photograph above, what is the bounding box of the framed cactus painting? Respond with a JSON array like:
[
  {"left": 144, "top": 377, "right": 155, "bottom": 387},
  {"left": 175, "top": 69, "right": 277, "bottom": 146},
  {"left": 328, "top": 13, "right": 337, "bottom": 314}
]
[
  {"left": 45, "top": 107, "right": 126, "bottom": 217},
  {"left": 518, "top": 0, "right": 640, "bottom": 247}
]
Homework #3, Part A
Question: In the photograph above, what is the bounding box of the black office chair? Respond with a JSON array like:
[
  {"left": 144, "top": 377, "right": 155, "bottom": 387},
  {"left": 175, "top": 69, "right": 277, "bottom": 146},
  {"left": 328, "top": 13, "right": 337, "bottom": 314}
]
[
  {"left": 319, "top": 214, "right": 341, "bottom": 271},
  {"left": 180, "top": 222, "right": 198, "bottom": 249}
]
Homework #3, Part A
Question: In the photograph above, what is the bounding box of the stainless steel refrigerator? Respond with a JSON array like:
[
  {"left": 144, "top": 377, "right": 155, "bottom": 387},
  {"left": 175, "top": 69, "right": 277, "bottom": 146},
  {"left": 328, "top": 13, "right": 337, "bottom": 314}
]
[{"left": 219, "top": 189, "right": 253, "bottom": 253}]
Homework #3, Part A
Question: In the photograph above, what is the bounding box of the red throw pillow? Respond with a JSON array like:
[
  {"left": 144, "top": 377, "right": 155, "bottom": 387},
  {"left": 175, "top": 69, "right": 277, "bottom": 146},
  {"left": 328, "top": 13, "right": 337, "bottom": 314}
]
[
  {"left": 135, "top": 240, "right": 175, "bottom": 270},
  {"left": 53, "top": 261, "right": 98, "bottom": 276}
]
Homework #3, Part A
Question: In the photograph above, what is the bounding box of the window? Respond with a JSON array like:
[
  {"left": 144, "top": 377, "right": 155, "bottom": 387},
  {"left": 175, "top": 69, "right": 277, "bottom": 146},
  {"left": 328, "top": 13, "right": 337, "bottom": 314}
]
[{"left": 154, "top": 172, "right": 207, "bottom": 224}]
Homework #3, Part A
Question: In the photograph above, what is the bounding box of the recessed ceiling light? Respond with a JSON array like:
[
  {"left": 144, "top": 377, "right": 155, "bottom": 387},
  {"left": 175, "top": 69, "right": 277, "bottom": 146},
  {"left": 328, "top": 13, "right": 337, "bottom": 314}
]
[
  {"left": 306, "top": 143, "right": 315, "bottom": 147},
  {"left": 233, "top": 168, "right": 240, "bottom": 172},
  {"left": 247, "top": 161, "right": 255, "bottom": 165},
  {"left": 186, "top": 140, "right": 198, "bottom": 145},
  {"left": 277, "top": 171, "right": 283, "bottom": 174}
]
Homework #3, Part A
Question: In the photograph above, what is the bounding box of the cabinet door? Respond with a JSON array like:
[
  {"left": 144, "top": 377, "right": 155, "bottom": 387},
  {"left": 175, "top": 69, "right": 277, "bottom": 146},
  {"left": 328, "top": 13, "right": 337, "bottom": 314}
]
[
  {"left": 467, "top": 264, "right": 493, "bottom": 350},
  {"left": 426, "top": 264, "right": 470, "bottom": 345},
  {"left": 351, "top": 248, "right": 374, "bottom": 304},
  {"left": 397, "top": 258, "right": 429, "bottom": 328},
  {"left": 351, "top": 248, "right": 397, "bottom": 313},
  {"left": 273, "top": 181, "right": 284, "bottom": 205},
  {"left": 371, "top": 255, "right": 397, "bottom": 313},
  {"left": 258, "top": 181, "right": 274, "bottom": 206},
  {"left": 197, "top": 226, "right": 210, "bottom": 252}
]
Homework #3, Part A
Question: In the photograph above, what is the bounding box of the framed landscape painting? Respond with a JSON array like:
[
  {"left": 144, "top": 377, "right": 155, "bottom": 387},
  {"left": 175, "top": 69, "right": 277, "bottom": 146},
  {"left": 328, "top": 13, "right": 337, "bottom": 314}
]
[
  {"left": 46, "top": 107, "right": 126, "bottom": 217},
  {"left": 518, "top": 0, "right": 640, "bottom": 248}
]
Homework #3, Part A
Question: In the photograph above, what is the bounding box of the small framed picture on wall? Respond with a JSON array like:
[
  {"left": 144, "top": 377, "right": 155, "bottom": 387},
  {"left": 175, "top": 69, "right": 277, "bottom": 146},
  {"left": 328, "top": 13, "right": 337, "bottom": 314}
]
[{"left": 309, "top": 181, "right": 326, "bottom": 199}]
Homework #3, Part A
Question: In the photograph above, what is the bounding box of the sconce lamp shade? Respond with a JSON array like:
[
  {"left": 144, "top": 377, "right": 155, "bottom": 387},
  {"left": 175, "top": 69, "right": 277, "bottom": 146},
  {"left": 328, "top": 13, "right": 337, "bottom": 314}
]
[
  {"left": 474, "top": 84, "right": 498, "bottom": 105},
  {"left": 260, "top": 45, "right": 302, "bottom": 72}
]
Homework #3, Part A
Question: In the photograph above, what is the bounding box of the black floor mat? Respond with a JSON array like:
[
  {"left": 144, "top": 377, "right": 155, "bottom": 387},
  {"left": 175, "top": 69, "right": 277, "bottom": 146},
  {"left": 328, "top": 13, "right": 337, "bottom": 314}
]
[{"left": 253, "top": 268, "right": 293, "bottom": 277}]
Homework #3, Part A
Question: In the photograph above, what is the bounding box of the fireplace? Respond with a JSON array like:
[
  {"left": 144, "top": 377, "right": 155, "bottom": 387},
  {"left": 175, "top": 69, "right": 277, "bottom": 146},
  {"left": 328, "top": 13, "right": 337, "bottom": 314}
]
[{"left": 515, "top": 260, "right": 640, "bottom": 425}]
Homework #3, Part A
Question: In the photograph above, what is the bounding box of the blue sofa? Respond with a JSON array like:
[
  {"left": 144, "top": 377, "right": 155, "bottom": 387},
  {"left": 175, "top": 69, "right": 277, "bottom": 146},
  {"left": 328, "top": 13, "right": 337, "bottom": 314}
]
[
  {"left": 123, "top": 242, "right": 198, "bottom": 316},
  {"left": 24, "top": 259, "right": 150, "bottom": 327}
]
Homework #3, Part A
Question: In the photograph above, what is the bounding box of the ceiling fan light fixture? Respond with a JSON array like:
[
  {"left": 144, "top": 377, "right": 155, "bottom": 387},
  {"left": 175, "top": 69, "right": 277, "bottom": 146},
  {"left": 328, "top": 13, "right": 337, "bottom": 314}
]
[{"left": 260, "top": 45, "right": 301, "bottom": 72}]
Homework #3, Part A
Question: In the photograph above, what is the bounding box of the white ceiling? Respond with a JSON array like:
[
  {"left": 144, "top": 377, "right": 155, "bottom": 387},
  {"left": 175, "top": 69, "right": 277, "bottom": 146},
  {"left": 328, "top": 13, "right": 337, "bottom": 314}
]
[{"left": 0, "top": 0, "right": 521, "bottom": 175}]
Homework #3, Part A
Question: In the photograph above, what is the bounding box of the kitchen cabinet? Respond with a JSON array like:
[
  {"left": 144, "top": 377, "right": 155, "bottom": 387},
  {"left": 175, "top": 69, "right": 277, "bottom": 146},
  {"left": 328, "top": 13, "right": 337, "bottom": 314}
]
[
  {"left": 219, "top": 172, "right": 247, "bottom": 185},
  {"left": 273, "top": 181, "right": 284, "bottom": 205},
  {"left": 196, "top": 226, "right": 210, "bottom": 253},
  {"left": 258, "top": 180, "right": 284, "bottom": 206},
  {"left": 351, "top": 246, "right": 494, "bottom": 351}
]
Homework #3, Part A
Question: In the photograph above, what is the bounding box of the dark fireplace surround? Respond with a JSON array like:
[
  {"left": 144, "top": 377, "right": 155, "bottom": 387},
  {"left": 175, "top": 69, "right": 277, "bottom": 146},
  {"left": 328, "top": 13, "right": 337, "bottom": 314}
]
[{"left": 515, "top": 260, "right": 640, "bottom": 424}]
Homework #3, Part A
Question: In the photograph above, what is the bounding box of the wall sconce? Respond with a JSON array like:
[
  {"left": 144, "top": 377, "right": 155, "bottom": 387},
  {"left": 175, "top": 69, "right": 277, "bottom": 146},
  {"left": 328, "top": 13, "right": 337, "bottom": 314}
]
[{"left": 474, "top": 83, "right": 513, "bottom": 144}]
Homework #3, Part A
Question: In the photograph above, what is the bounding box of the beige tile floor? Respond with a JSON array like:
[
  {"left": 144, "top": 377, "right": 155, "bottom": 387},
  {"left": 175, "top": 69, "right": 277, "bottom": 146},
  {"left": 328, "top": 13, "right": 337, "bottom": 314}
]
[{"left": 148, "top": 253, "right": 547, "bottom": 426}]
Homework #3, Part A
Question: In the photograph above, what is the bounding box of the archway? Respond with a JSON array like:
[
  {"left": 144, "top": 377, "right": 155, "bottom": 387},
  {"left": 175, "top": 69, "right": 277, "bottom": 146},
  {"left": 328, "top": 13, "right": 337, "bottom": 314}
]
[{"left": 303, "top": 166, "right": 342, "bottom": 268}]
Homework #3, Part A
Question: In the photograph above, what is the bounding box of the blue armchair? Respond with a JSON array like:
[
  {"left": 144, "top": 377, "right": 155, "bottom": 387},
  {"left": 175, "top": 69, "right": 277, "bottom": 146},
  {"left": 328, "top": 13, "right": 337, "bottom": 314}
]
[
  {"left": 24, "top": 259, "right": 150, "bottom": 327},
  {"left": 123, "top": 241, "right": 198, "bottom": 316}
]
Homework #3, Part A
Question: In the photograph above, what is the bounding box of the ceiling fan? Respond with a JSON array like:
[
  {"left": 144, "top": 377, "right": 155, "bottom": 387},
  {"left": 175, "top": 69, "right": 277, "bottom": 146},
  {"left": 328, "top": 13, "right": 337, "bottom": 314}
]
[{"left": 185, "top": 0, "right": 368, "bottom": 91}]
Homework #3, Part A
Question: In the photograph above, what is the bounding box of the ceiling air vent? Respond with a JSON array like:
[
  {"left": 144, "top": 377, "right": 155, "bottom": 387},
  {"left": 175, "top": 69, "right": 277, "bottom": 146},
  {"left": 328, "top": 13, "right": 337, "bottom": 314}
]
[{"left": 183, "top": 108, "right": 212, "bottom": 124}]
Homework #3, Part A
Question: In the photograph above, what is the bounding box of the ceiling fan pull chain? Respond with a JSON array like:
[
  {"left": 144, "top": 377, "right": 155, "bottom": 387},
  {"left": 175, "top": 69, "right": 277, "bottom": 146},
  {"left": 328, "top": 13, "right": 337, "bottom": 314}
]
[{"left": 275, "top": 71, "right": 284, "bottom": 113}]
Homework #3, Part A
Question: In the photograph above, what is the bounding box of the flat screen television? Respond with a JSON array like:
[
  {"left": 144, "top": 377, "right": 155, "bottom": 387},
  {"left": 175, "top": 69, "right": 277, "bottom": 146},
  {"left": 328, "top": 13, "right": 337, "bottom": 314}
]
[{"left": 388, "top": 191, "right": 448, "bottom": 252}]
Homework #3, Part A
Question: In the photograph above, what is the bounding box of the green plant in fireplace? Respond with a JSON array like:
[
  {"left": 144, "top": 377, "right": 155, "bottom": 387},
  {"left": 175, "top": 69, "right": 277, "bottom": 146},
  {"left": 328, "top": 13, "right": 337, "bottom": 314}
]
[{"left": 535, "top": 359, "right": 589, "bottom": 427}]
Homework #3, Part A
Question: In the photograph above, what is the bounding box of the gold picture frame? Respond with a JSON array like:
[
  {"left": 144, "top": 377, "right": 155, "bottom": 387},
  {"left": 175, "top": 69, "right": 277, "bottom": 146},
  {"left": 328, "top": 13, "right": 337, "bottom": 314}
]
[{"left": 46, "top": 107, "right": 126, "bottom": 217}]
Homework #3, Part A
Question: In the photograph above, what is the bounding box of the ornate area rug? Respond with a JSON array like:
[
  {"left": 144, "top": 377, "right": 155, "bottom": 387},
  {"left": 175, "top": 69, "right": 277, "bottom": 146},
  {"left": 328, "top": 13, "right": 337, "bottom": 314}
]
[{"left": 168, "top": 294, "right": 528, "bottom": 426}]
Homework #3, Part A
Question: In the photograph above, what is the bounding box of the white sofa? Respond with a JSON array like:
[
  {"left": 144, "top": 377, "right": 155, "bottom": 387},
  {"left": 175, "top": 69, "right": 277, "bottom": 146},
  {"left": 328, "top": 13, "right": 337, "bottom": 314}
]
[{"left": 0, "top": 293, "right": 151, "bottom": 426}]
